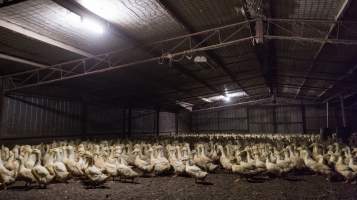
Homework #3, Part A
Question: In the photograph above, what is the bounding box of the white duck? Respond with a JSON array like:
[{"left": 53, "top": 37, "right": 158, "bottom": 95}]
[
  {"left": 184, "top": 158, "right": 208, "bottom": 183},
  {"left": 83, "top": 154, "right": 109, "bottom": 187},
  {"left": 31, "top": 149, "right": 55, "bottom": 188},
  {"left": 16, "top": 156, "right": 37, "bottom": 187},
  {"left": 116, "top": 157, "right": 139, "bottom": 182},
  {"left": 0, "top": 156, "right": 17, "bottom": 189}
]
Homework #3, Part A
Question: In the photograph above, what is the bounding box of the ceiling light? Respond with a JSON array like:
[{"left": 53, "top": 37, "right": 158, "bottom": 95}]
[
  {"left": 65, "top": 11, "right": 82, "bottom": 26},
  {"left": 194, "top": 56, "right": 207, "bottom": 63},
  {"left": 202, "top": 91, "right": 247, "bottom": 103},
  {"left": 176, "top": 101, "right": 193, "bottom": 111},
  {"left": 79, "top": 0, "right": 119, "bottom": 21},
  {"left": 82, "top": 18, "right": 104, "bottom": 34},
  {"left": 224, "top": 96, "right": 231, "bottom": 102},
  {"left": 201, "top": 97, "right": 212, "bottom": 103},
  {"left": 64, "top": 10, "right": 104, "bottom": 34}
]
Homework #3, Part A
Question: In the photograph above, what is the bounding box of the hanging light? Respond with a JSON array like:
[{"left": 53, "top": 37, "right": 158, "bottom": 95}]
[{"left": 82, "top": 18, "right": 105, "bottom": 34}]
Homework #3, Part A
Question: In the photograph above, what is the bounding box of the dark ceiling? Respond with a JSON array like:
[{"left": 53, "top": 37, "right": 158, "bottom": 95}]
[{"left": 0, "top": 0, "right": 357, "bottom": 110}]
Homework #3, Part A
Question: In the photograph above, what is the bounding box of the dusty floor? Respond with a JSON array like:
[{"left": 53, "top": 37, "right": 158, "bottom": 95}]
[{"left": 1, "top": 173, "right": 356, "bottom": 200}]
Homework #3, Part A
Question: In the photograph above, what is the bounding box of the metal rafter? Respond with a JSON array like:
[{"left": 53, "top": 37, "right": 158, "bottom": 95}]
[
  {"left": 293, "top": 0, "right": 352, "bottom": 98},
  {"left": 1, "top": 19, "right": 255, "bottom": 93},
  {"left": 2, "top": 19, "right": 357, "bottom": 93},
  {"left": 156, "top": 0, "right": 250, "bottom": 95},
  {"left": 52, "top": 0, "right": 224, "bottom": 98},
  {"left": 318, "top": 63, "right": 357, "bottom": 101},
  {"left": 241, "top": 0, "right": 274, "bottom": 96},
  {"left": 0, "top": 19, "right": 93, "bottom": 57}
]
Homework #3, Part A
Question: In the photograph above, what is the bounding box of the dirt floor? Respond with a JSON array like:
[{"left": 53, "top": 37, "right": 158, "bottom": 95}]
[{"left": 1, "top": 173, "right": 357, "bottom": 200}]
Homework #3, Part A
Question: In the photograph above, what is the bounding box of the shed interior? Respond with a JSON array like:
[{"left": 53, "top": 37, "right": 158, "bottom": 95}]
[{"left": 1, "top": 0, "right": 357, "bottom": 199}]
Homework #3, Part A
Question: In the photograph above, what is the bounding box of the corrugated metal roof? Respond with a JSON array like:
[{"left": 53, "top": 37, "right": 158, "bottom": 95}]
[
  {"left": 76, "top": 0, "right": 188, "bottom": 42},
  {"left": 0, "top": 0, "right": 129, "bottom": 54},
  {"left": 0, "top": 0, "right": 356, "bottom": 108}
]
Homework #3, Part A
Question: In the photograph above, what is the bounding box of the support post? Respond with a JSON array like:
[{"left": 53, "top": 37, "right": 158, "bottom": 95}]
[
  {"left": 175, "top": 112, "right": 179, "bottom": 135},
  {"left": 301, "top": 105, "right": 307, "bottom": 134},
  {"left": 340, "top": 96, "right": 346, "bottom": 127},
  {"left": 122, "top": 108, "right": 126, "bottom": 136},
  {"left": 217, "top": 110, "right": 220, "bottom": 133},
  {"left": 0, "top": 80, "right": 4, "bottom": 138},
  {"left": 80, "top": 100, "right": 87, "bottom": 136},
  {"left": 246, "top": 107, "right": 250, "bottom": 133},
  {"left": 273, "top": 106, "right": 277, "bottom": 133},
  {"left": 326, "top": 101, "right": 329, "bottom": 128},
  {"left": 156, "top": 108, "right": 160, "bottom": 137},
  {"left": 128, "top": 107, "right": 132, "bottom": 137},
  {"left": 337, "top": 95, "right": 350, "bottom": 143}
]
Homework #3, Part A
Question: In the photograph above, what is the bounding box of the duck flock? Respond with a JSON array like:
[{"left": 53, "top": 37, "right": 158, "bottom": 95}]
[{"left": 1, "top": 134, "right": 357, "bottom": 189}]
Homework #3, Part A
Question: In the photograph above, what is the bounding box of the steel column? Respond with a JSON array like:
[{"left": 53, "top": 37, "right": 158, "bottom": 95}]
[
  {"left": 246, "top": 107, "right": 250, "bottom": 133},
  {"left": 80, "top": 100, "right": 87, "bottom": 135},
  {"left": 156, "top": 108, "right": 160, "bottom": 136},
  {"left": 175, "top": 112, "right": 179, "bottom": 135},
  {"left": 340, "top": 96, "right": 347, "bottom": 127},
  {"left": 273, "top": 106, "right": 277, "bottom": 133},
  {"left": 128, "top": 107, "right": 132, "bottom": 137},
  {"left": 122, "top": 108, "right": 126, "bottom": 135},
  {"left": 301, "top": 104, "right": 306, "bottom": 134},
  {"left": 326, "top": 101, "right": 329, "bottom": 128},
  {"left": 0, "top": 80, "right": 4, "bottom": 137}
]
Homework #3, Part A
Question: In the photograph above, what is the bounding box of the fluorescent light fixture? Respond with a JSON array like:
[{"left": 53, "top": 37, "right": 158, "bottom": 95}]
[
  {"left": 78, "top": 0, "right": 120, "bottom": 21},
  {"left": 82, "top": 18, "right": 104, "bottom": 34},
  {"left": 64, "top": 10, "right": 104, "bottom": 35},
  {"left": 201, "top": 97, "right": 213, "bottom": 103},
  {"left": 65, "top": 11, "right": 82, "bottom": 26},
  {"left": 176, "top": 101, "right": 193, "bottom": 111},
  {"left": 194, "top": 56, "right": 207, "bottom": 63},
  {"left": 202, "top": 91, "right": 247, "bottom": 103}
]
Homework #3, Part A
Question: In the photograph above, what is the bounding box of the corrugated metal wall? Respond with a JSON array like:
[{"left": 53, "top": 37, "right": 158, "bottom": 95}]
[
  {"left": 192, "top": 105, "right": 357, "bottom": 134},
  {"left": 178, "top": 111, "right": 191, "bottom": 133},
  {"left": 159, "top": 112, "right": 175, "bottom": 135},
  {"left": 192, "top": 108, "right": 248, "bottom": 132},
  {"left": 276, "top": 106, "right": 303, "bottom": 133},
  {"left": 87, "top": 106, "right": 179, "bottom": 136},
  {"left": 249, "top": 107, "right": 274, "bottom": 133},
  {"left": 0, "top": 96, "right": 182, "bottom": 139},
  {"left": 87, "top": 104, "right": 124, "bottom": 135},
  {"left": 2, "top": 94, "right": 354, "bottom": 138},
  {"left": 0, "top": 95, "right": 82, "bottom": 139},
  {"left": 132, "top": 109, "right": 156, "bottom": 135}
]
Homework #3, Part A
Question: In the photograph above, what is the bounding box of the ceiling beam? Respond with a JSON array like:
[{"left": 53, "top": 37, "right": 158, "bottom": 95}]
[
  {"left": 0, "top": 19, "right": 93, "bottom": 57},
  {"left": 0, "top": 0, "right": 27, "bottom": 8},
  {"left": 318, "top": 63, "right": 357, "bottom": 101},
  {"left": 293, "top": 0, "right": 351, "bottom": 98},
  {"left": 0, "top": 53, "right": 47, "bottom": 68},
  {"left": 0, "top": 52, "right": 90, "bottom": 76},
  {"left": 240, "top": 0, "right": 274, "bottom": 96},
  {"left": 156, "top": 0, "right": 250, "bottom": 95},
  {"left": 52, "top": 0, "right": 224, "bottom": 97}
]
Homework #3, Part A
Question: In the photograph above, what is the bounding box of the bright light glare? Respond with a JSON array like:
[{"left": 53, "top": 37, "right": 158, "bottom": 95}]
[
  {"left": 79, "top": 0, "right": 119, "bottom": 21},
  {"left": 64, "top": 11, "right": 104, "bottom": 35},
  {"left": 82, "top": 18, "right": 104, "bottom": 34},
  {"left": 202, "top": 91, "right": 247, "bottom": 103},
  {"left": 176, "top": 101, "right": 193, "bottom": 111},
  {"left": 65, "top": 11, "right": 82, "bottom": 26}
]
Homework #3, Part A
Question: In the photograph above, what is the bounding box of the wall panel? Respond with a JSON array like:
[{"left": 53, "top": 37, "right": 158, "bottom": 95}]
[
  {"left": 0, "top": 95, "right": 82, "bottom": 139},
  {"left": 191, "top": 104, "right": 356, "bottom": 134}
]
